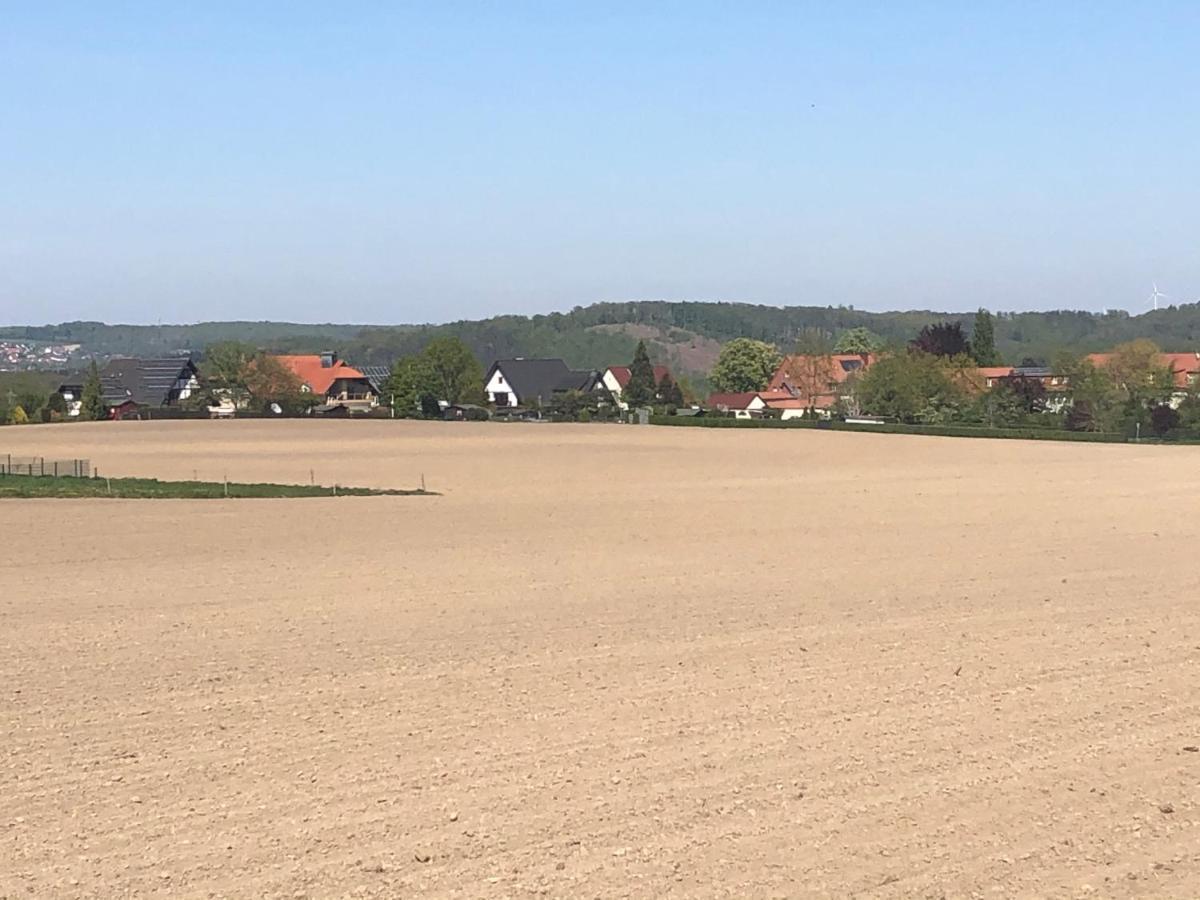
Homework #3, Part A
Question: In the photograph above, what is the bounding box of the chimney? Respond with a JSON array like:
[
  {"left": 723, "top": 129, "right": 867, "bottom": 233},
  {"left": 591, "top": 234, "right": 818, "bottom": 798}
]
[{"left": 320, "top": 351, "right": 336, "bottom": 368}]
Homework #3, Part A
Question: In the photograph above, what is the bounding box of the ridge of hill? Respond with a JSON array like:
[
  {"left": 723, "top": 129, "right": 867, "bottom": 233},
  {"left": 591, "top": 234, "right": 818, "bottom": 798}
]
[{"left": 6, "top": 301, "right": 1200, "bottom": 383}]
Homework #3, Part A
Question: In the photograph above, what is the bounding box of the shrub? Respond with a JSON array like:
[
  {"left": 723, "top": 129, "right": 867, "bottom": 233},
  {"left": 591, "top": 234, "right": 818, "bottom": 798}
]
[{"left": 1150, "top": 404, "right": 1181, "bottom": 437}]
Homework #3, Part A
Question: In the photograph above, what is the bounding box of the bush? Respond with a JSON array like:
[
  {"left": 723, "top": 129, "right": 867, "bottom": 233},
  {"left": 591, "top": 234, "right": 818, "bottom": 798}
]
[
  {"left": 1150, "top": 404, "right": 1180, "bottom": 437},
  {"left": 577, "top": 409, "right": 592, "bottom": 423}
]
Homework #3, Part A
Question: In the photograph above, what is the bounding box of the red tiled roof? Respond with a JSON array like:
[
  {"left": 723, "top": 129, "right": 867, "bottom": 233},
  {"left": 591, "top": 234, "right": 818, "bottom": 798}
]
[
  {"left": 606, "top": 365, "right": 671, "bottom": 389},
  {"left": 976, "top": 366, "right": 1016, "bottom": 379},
  {"left": 1088, "top": 351, "right": 1200, "bottom": 389},
  {"left": 273, "top": 355, "right": 368, "bottom": 395},
  {"left": 763, "top": 397, "right": 808, "bottom": 409},
  {"left": 768, "top": 354, "right": 876, "bottom": 392}
]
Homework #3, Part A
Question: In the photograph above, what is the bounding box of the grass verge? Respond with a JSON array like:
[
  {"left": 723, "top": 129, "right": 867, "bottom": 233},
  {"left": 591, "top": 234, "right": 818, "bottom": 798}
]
[{"left": 0, "top": 474, "right": 434, "bottom": 499}]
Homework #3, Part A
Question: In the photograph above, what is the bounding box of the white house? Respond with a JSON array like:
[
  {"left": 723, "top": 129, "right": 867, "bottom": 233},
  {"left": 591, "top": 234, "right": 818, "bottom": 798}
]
[
  {"left": 601, "top": 365, "right": 673, "bottom": 410},
  {"left": 484, "top": 358, "right": 602, "bottom": 408}
]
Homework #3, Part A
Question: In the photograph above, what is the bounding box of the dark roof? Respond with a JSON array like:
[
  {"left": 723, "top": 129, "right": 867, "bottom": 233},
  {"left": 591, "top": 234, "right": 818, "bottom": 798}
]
[
  {"left": 98, "top": 357, "right": 199, "bottom": 407},
  {"left": 486, "top": 359, "right": 600, "bottom": 405},
  {"left": 355, "top": 365, "right": 391, "bottom": 394}
]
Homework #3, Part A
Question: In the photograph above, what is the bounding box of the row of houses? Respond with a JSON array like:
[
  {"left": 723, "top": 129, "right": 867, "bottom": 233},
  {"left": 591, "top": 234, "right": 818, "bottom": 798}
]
[
  {"left": 707, "top": 351, "right": 1200, "bottom": 419},
  {"left": 56, "top": 351, "right": 388, "bottom": 418},
  {"left": 58, "top": 347, "right": 1200, "bottom": 420},
  {"left": 483, "top": 358, "right": 670, "bottom": 410},
  {"left": 56, "top": 352, "right": 676, "bottom": 418}
]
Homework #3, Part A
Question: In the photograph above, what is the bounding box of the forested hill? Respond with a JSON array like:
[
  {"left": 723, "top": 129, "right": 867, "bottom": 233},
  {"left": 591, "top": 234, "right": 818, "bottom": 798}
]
[{"left": 7, "top": 301, "right": 1200, "bottom": 380}]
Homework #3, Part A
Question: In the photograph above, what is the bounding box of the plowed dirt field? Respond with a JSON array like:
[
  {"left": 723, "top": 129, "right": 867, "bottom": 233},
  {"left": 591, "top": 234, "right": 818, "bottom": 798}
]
[{"left": 3, "top": 421, "right": 1199, "bottom": 898}]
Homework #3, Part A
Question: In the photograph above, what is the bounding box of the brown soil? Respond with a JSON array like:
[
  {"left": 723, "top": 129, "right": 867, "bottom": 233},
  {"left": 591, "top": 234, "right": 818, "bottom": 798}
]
[{"left": 3, "top": 421, "right": 1199, "bottom": 898}]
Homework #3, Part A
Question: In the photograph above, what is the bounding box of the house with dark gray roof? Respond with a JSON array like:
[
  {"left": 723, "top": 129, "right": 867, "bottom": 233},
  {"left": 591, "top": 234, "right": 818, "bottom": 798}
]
[
  {"left": 58, "top": 357, "right": 200, "bottom": 417},
  {"left": 484, "top": 358, "right": 603, "bottom": 408},
  {"left": 354, "top": 365, "right": 391, "bottom": 396}
]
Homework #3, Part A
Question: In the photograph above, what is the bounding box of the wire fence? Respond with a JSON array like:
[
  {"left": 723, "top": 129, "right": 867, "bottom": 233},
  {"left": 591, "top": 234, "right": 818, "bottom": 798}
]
[{"left": 0, "top": 454, "right": 91, "bottom": 478}]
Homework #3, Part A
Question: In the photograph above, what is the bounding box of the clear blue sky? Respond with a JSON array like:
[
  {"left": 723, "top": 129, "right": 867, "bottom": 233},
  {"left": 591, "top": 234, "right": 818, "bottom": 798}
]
[{"left": 2, "top": 2, "right": 1198, "bottom": 325}]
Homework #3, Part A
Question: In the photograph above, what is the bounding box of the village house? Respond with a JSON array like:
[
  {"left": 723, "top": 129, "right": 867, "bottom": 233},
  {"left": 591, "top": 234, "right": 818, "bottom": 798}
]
[
  {"left": 484, "top": 358, "right": 603, "bottom": 408},
  {"left": 272, "top": 352, "right": 378, "bottom": 412},
  {"left": 58, "top": 357, "right": 200, "bottom": 418},
  {"left": 707, "top": 389, "right": 807, "bottom": 419},
  {"left": 766, "top": 353, "right": 877, "bottom": 414},
  {"left": 1087, "top": 351, "right": 1200, "bottom": 394},
  {"left": 601, "top": 364, "right": 672, "bottom": 410}
]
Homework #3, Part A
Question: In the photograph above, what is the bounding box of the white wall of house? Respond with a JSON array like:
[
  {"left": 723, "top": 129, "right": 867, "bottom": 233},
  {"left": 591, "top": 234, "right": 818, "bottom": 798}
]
[
  {"left": 60, "top": 389, "right": 81, "bottom": 417},
  {"left": 175, "top": 373, "right": 199, "bottom": 402},
  {"left": 485, "top": 369, "right": 520, "bottom": 406},
  {"left": 601, "top": 369, "right": 627, "bottom": 409}
]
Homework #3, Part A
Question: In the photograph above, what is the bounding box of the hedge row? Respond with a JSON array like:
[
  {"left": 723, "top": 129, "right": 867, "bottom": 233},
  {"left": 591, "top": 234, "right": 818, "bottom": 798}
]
[{"left": 648, "top": 415, "right": 1127, "bottom": 443}]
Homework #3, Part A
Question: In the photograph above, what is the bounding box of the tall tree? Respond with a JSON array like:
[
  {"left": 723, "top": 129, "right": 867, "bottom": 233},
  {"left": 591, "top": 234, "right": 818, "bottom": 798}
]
[
  {"left": 910, "top": 322, "right": 970, "bottom": 358},
  {"left": 623, "top": 340, "right": 658, "bottom": 408},
  {"left": 833, "top": 327, "right": 883, "bottom": 356},
  {"left": 657, "top": 371, "right": 685, "bottom": 409},
  {"left": 245, "top": 354, "right": 307, "bottom": 410},
  {"left": 422, "top": 337, "right": 484, "bottom": 405},
  {"left": 1055, "top": 352, "right": 1118, "bottom": 432},
  {"left": 710, "top": 338, "right": 783, "bottom": 393},
  {"left": 971, "top": 309, "right": 1000, "bottom": 365},
  {"left": 81, "top": 360, "right": 107, "bottom": 420},
  {"left": 384, "top": 355, "right": 437, "bottom": 417},
  {"left": 198, "top": 341, "right": 257, "bottom": 408}
]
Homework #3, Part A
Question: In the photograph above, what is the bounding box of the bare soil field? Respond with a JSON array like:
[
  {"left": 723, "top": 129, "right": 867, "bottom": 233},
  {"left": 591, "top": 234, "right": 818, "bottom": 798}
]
[{"left": 3, "top": 420, "right": 1200, "bottom": 898}]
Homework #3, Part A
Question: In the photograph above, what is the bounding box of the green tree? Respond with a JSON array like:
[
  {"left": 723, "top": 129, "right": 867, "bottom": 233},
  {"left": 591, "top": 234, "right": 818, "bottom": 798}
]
[
  {"left": 42, "top": 391, "right": 68, "bottom": 420},
  {"left": 623, "top": 340, "right": 658, "bottom": 408},
  {"left": 6, "top": 405, "right": 29, "bottom": 425},
  {"left": 833, "top": 327, "right": 882, "bottom": 355},
  {"left": 199, "top": 341, "right": 256, "bottom": 407},
  {"left": 854, "top": 351, "right": 967, "bottom": 422},
  {"left": 657, "top": 371, "right": 685, "bottom": 409},
  {"left": 910, "top": 322, "right": 970, "bottom": 358},
  {"left": 971, "top": 309, "right": 1001, "bottom": 366},
  {"left": 81, "top": 360, "right": 107, "bottom": 420},
  {"left": 384, "top": 355, "right": 438, "bottom": 417},
  {"left": 422, "top": 337, "right": 484, "bottom": 405},
  {"left": 1055, "top": 352, "right": 1118, "bottom": 432},
  {"left": 710, "top": 338, "right": 783, "bottom": 393},
  {"left": 244, "top": 354, "right": 309, "bottom": 412}
]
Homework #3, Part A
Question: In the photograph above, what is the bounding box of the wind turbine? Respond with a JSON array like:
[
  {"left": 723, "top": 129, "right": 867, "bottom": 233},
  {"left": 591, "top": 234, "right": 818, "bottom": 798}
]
[{"left": 1147, "top": 282, "right": 1169, "bottom": 311}]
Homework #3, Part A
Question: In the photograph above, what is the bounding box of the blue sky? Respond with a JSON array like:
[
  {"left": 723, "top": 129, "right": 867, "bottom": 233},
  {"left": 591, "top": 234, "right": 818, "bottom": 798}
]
[{"left": 2, "top": 2, "right": 1198, "bottom": 325}]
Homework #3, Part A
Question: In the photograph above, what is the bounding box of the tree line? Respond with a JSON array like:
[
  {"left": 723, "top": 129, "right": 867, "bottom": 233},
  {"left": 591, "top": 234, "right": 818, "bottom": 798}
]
[
  {"left": 11, "top": 299, "right": 1200, "bottom": 387},
  {"left": 704, "top": 309, "right": 1200, "bottom": 439}
]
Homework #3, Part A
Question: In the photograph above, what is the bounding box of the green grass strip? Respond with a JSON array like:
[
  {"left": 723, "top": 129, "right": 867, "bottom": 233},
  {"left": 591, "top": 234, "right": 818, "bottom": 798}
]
[{"left": 0, "top": 474, "right": 434, "bottom": 499}]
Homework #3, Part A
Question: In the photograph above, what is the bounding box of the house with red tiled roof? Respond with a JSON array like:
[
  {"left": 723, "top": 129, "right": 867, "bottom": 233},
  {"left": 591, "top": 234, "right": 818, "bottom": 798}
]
[
  {"left": 601, "top": 364, "right": 673, "bottom": 410},
  {"left": 1087, "top": 352, "right": 1200, "bottom": 390},
  {"left": 768, "top": 353, "right": 876, "bottom": 412},
  {"left": 707, "top": 389, "right": 808, "bottom": 419},
  {"left": 271, "top": 351, "right": 378, "bottom": 411}
]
